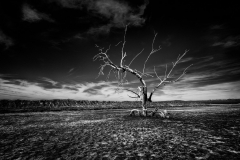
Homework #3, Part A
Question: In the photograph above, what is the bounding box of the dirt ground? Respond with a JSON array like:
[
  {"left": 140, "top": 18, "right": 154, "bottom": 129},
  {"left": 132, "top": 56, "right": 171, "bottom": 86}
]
[{"left": 0, "top": 105, "right": 240, "bottom": 159}]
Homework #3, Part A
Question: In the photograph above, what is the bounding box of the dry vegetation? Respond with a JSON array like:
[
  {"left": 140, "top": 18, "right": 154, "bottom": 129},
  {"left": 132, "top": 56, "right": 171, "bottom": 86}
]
[
  {"left": 1, "top": 104, "right": 240, "bottom": 159},
  {"left": 1, "top": 99, "right": 239, "bottom": 113}
]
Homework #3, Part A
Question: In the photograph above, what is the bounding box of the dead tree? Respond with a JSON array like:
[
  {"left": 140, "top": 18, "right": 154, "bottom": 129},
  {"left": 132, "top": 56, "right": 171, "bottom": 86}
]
[{"left": 93, "top": 25, "right": 192, "bottom": 117}]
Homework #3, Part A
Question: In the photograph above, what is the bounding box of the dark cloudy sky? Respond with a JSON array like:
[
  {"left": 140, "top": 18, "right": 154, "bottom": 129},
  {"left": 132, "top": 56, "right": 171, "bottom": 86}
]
[{"left": 0, "top": 0, "right": 240, "bottom": 101}]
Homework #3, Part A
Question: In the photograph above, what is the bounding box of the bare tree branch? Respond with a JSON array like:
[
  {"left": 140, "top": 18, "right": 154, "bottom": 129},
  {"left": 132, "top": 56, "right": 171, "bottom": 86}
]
[
  {"left": 142, "top": 32, "right": 161, "bottom": 76},
  {"left": 106, "top": 68, "right": 113, "bottom": 81},
  {"left": 149, "top": 50, "right": 192, "bottom": 102},
  {"left": 93, "top": 25, "right": 153, "bottom": 88},
  {"left": 115, "top": 41, "right": 122, "bottom": 46},
  {"left": 93, "top": 44, "right": 122, "bottom": 78},
  {"left": 120, "top": 24, "right": 129, "bottom": 67},
  {"left": 122, "top": 70, "right": 127, "bottom": 83},
  {"left": 174, "top": 64, "right": 193, "bottom": 82},
  {"left": 154, "top": 66, "right": 163, "bottom": 82},
  {"left": 177, "top": 54, "right": 180, "bottom": 60},
  {"left": 162, "top": 64, "right": 193, "bottom": 83},
  {"left": 128, "top": 95, "right": 139, "bottom": 98},
  {"left": 124, "top": 89, "right": 140, "bottom": 98},
  {"left": 134, "top": 69, "right": 153, "bottom": 77},
  {"left": 95, "top": 64, "right": 107, "bottom": 79},
  {"left": 128, "top": 48, "right": 144, "bottom": 67},
  {"left": 93, "top": 44, "right": 112, "bottom": 63},
  {"left": 166, "top": 50, "right": 189, "bottom": 78},
  {"left": 164, "top": 64, "right": 167, "bottom": 79}
]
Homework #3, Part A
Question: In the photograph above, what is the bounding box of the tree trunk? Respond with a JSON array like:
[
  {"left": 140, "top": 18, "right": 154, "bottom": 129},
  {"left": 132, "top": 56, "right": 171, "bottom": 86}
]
[{"left": 141, "top": 86, "right": 148, "bottom": 116}]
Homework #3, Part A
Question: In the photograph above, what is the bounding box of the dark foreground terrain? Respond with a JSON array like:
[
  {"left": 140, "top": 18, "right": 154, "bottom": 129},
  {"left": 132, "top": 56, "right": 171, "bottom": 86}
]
[{"left": 1, "top": 105, "right": 240, "bottom": 159}]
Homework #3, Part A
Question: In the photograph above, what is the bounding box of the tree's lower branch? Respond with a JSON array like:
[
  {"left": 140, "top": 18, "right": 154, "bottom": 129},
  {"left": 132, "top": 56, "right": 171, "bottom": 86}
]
[{"left": 124, "top": 89, "right": 140, "bottom": 98}]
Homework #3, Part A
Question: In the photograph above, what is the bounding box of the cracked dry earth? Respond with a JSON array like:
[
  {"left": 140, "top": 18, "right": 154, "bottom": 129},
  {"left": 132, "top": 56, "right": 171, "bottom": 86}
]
[{"left": 0, "top": 105, "right": 240, "bottom": 160}]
